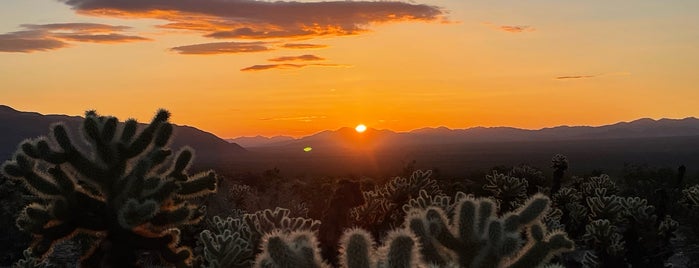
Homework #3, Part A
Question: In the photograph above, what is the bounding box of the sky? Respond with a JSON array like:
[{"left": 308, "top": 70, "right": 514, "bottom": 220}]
[{"left": 1, "top": 0, "right": 698, "bottom": 138}]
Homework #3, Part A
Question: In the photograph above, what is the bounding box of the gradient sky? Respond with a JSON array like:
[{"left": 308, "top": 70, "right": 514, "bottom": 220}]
[{"left": 1, "top": 0, "right": 698, "bottom": 138}]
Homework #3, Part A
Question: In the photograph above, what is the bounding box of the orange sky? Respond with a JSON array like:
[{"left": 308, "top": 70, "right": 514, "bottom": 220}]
[{"left": 1, "top": 0, "right": 698, "bottom": 138}]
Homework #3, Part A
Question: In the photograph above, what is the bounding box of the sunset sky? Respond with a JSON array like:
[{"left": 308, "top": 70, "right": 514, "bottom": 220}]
[{"left": 1, "top": 0, "right": 698, "bottom": 138}]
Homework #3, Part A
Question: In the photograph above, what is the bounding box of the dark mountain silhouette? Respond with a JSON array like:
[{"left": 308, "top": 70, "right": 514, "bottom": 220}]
[
  {"left": 226, "top": 117, "right": 699, "bottom": 177},
  {"left": 227, "top": 135, "right": 294, "bottom": 147},
  {"left": 232, "top": 117, "right": 699, "bottom": 149},
  {"left": 0, "top": 105, "right": 245, "bottom": 165}
]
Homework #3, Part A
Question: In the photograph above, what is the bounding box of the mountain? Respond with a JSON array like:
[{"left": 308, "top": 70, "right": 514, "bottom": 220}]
[
  {"left": 237, "top": 117, "right": 699, "bottom": 177},
  {"left": 0, "top": 105, "right": 245, "bottom": 165},
  {"left": 227, "top": 135, "right": 294, "bottom": 148}
]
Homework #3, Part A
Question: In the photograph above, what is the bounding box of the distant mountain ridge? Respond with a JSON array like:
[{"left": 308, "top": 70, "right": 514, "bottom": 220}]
[
  {"left": 229, "top": 117, "right": 699, "bottom": 148},
  {"left": 0, "top": 105, "right": 245, "bottom": 164}
]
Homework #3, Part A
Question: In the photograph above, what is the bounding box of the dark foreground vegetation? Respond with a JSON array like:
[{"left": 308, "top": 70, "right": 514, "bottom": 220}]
[{"left": 2, "top": 111, "right": 699, "bottom": 267}]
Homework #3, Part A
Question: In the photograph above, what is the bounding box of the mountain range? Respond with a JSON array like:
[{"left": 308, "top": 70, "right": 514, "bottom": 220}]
[
  {"left": 3, "top": 104, "right": 699, "bottom": 177},
  {"left": 229, "top": 117, "right": 699, "bottom": 149},
  {"left": 0, "top": 105, "right": 245, "bottom": 166}
]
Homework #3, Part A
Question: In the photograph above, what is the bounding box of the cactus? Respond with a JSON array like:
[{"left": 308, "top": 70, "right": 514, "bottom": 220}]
[
  {"left": 509, "top": 165, "right": 548, "bottom": 195},
  {"left": 551, "top": 154, "right": 568, "bottom": 194},
  {"left": 351, "top": 170, "right": 442, "bottom": 237},
  {"left": 199, "top": 216, "right": 254, "bottom": 268},
  {"left": 405, "top": 193, "right": 573, "bottom": 267},
  {"left": 1, "top": 110, "right": 217, "bottom": 267},
  {"left": 254, "top": 230, "right": 330, "bottom": 268},
  {"left": 482, "top": 171, "right": 529, "bottom": 212},
  {"left": 582, "top": 220, "right": 625, "bottom": 267},
  {"left": 338, "top": 228, "right": 424, "bottom": 268},
  {"left": 13, "top": 249, "right": 50, "bottom": 268}
]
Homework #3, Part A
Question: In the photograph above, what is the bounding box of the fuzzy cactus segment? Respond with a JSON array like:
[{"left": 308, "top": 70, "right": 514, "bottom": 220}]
[
  {"left": 199, "top": 216, "right": 254, "bottom": 268},
  {"left": 1, "top": 110, "right": 217, "bottom": 267},
  {"left": 254, "top": 231, "right": 330, "bottom": 268},
  {"left": 407, "top": 193, "right": 573, "bottom": 268},
  {"left": 338, "top": 228, "right": 424, "bottom": 268}
]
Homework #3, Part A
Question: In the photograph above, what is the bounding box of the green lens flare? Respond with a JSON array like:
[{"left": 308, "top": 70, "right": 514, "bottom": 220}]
[{"left": 303, "top": 146, "right": 312, "bottom": 152}]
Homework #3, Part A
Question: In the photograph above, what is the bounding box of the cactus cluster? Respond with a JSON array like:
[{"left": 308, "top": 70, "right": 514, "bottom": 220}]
[
  {"left": 1, "top": 110, "right": 217, "bottom": 266},
  {"left": 198, "top": 207, "right": 321, "bottom": 267},
  {"left": 482, "top": 171, "right": 529, "bottom": 212},
  {"left": 350, "top": 170, "right": 442, "bottom": 236},
  {"left": 553, "top": 174, "right": 678, "bottom": 267}
]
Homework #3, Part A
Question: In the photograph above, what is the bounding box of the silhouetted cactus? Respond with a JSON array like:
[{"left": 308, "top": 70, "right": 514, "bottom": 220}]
[
  {"left": 1, "top": 110, "right": 217, "bottom": 267},
  {"left": 13, "top": 249, "right": 50, "bottom": 268},
  {"left": 254, "top": 230, "right": 330, "bottom": 268},
  {"left": 319, "top": 180, "right": 364, "bottom": 266},
  {"left": 483, "top": 171, "right": 529, "bottom": 212},
  {"left": 582, "top": 219, "right": 625, "bottom": 267},
  {"left": 199, "top": 216, "right": 254, "bottom": 268},
  {"left": 405, "top": 193, "right": 573, "bottom": 267},
  {"left": 351, "top": 170, "right": 442, "bottom": 237},
  {"left": 338, "top": 228, "right": 424, "bottom": 268},
  {"left": 509, "top": 164, "right": 548, "bottom": 195},
  {"left": 551, "top": 154, "right": 568, "bottom": 194}
]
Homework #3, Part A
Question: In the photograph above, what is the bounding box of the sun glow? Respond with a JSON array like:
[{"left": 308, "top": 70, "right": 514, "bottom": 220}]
[{"left": 355, "top": 124, "right": 367, "bottom": 133}]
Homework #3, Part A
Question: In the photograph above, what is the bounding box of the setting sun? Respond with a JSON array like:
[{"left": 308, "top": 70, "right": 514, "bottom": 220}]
[{"left": 355, "top": 124, "right": 367, "bottom": 133}]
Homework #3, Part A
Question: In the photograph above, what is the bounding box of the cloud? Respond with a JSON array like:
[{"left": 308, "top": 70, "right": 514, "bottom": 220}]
[
  {"left": 241, "top": 63, "right": 347, "bottom": 72},
  {"left": 59, "top": 0, "right": 445, "bottom": 40},
  {"left": 498, "top": 25, "right": 534, "bottom": 33},
  {"left": 555, "top": 75, "right": 596, "bottom": 80},
  {"left": 170, "top": 41, "right": 271, "bottom": 55},
  {"left": 0, "top": 31, "right": 67, "bottom": 52},
  {"left": 281, "top": 43, "right": 328, "bottom": 49},
  {"left": 0, "top": 23, "right": 149, "bottom": 53},
  {"left": 268, "top": 54, "right": 324, "bottom": 62},
  {"left": 483, "top": 23, "right": 535, "bottom": 33}
]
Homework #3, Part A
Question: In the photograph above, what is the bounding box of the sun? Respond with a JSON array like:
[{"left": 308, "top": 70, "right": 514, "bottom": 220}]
[{"left": 355, "top": 124, "right": 367, "bottom": 133}]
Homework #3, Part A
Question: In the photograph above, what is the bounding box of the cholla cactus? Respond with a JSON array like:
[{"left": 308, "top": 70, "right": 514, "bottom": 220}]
[
  {"left": 402, "top": 190, "right": 470, "bottom": 219},
  {"left": 351, "top": 170, "right": 442, "bottom": 235},
  {"left": 582, "top": 220, "right": 625, "bottom": 267},
  {"left": 254, "top": 230, "right": 330, "bottom": 268},
  {"left": 406, "top": 193, "right": 573, "bottom": 267},
  {"left": 483, "top": 171, "right": 529, "bottom": 212},
  {"left": 586, "top": 188, "right": 624, "bottom": 223},
  {"left": 14, "top": 249, "right": 50, "bottom": 268},
  {"left": 509, "top": 165, "right": 548, "bottom": 195},
  {"left": 551, "top": 154, "right": 568, "bottom": 194},
  {"left": 679, "top": 184, "right": 699, "bottom": 208},
  {"left": 1, "top": 110, "right": 217, "bottom": 266},
  {"left": 580, "top": 175, "right": 618, "bottom": 197},
  {"left": 338, "top": 228, "right": 423, "bottom": 268},
  {"left": 199, "top": 216, "right": 254, "bottom": 268}
]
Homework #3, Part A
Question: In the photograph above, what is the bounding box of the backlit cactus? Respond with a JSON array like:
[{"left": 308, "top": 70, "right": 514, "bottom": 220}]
[
  {"left": 1, "top": 110, "right": 217, "bottom": 267},
  {"left": 405, "top": 193, "right": 574, "bottom": 267},
  {"left": 254, "top": 230, "right": 330, "bottom": 268},
  {"left": 199, "top": 216, "right": 254, "bottom": 268},
  {"left": 338, "top": 228, "right": 424, "bottom": 268}
]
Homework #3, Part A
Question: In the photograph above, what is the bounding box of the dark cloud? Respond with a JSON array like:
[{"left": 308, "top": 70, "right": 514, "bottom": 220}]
[
  {"left": 0, "top": 23, "right": 149, "bottom": 53},
  {"left": 281, "top": 43, "right": 328, "bottom": 49},
  {"left": 22, "top": 23, "right": 129, "bottom": 33},
  {"left": 55, "top": 33, "right": 149, "bottom": 43},
  {"left": 241, "top": 63, "right": 346, "bottom": 72},
  {"left": 556, "top": 75, "right": 596, "bottom": 80},
  {"left": 59, "top": 0, "right": 445, "bottom": 40},
  {"left": 498, "top": 25, "right": 534, "bottom": 33},
  {"left": 268, "top": 54, "right": 324, "bottom": 62},
  {"left": 171, "top": 41, "right": 271, "bottom": 55},
  {"left": 0, "top": 31, "right": 67, "bottom": 52}
]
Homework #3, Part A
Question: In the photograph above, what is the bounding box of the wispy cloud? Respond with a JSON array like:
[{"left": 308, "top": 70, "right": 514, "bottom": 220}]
[
  {"left": 555, "top": 75, "right": 596, "bottom": 80},
  {"left": 0, "top": 23, "right": 149, "bottom": 53},
  {"left": 268, "top": 54, "right": 324, "bottom": 62},
  {"left": 555, "top": 72, "right": 631, "bottom": 80},
  {"left": 281, "top": 43, "right": 328, "bottom": 49},
  {"left": 241, "top": 63, "right": 347, "bottom": 72},
  {"left": 171, "top": 41, "right": 270, "bottom": 55},
  {"left": 499, "top": 25, "right": 534, "bottom": 33},
  {"left": 483, "top": 23, "right": 535, "bottom": 33}
]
